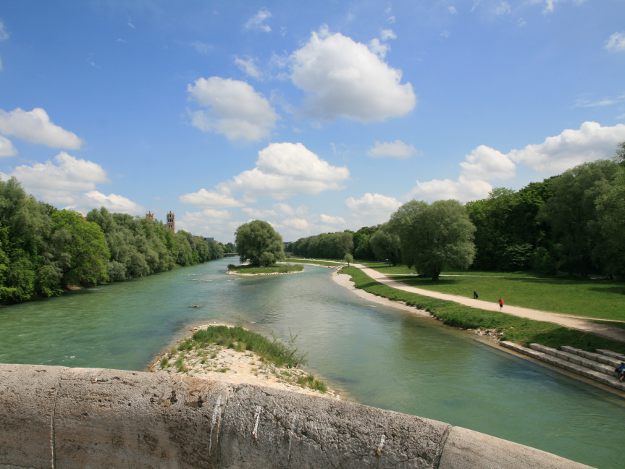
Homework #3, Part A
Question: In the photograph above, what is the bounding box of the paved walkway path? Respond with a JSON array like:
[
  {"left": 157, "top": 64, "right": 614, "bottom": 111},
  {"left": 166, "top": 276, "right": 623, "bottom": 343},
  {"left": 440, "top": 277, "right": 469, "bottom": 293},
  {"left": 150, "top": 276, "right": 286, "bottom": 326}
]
[{"left": 355, "top": 264, "right": 625, "bottom": 343}]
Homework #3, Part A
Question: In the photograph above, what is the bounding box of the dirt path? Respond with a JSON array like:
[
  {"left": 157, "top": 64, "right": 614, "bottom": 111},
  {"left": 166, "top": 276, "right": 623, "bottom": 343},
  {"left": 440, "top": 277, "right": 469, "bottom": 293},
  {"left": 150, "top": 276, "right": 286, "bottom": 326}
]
[{"left": 354, "top": 264, "right": 625, "bottom": 343}]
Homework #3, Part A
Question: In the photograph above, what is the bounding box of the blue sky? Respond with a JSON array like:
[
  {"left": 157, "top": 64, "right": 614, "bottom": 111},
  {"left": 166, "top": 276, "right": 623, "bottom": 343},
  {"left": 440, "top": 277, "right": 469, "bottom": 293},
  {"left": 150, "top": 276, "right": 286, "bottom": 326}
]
[{"left": 1, "top": 0, "right": 624, "bottom": 242}]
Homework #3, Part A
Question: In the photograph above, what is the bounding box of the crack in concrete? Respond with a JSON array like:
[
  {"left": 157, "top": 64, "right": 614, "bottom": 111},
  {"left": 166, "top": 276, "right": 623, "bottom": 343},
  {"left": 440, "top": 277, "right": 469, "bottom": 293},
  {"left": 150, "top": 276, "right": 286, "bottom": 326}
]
[
  {"left": 433, "top": 425, "right": 452, "bottom": 469},
  {"left": 50, "top": 371, "right": 62, "bottom": 469}
]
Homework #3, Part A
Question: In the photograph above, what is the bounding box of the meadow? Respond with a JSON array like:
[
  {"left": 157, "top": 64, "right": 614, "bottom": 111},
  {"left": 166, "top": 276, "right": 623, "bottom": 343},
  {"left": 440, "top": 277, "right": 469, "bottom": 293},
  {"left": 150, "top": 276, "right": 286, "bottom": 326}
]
[
  {"left": 361, "top": 262, "right": 625, "bottom": 321},
  {"left": 341, "top": 266, "right": 625, "bottom": 354}
]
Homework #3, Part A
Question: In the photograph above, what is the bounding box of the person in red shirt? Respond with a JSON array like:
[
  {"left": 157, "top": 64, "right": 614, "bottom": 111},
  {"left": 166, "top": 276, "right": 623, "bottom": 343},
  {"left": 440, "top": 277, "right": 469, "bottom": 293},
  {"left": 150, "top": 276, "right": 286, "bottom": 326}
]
[{"left": 498, "top": 297, "right": 504, "bottom": 311}]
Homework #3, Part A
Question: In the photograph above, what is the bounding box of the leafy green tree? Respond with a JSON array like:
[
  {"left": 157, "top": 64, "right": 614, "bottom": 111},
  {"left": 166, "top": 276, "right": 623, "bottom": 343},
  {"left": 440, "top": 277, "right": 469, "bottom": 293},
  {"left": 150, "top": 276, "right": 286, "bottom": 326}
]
[
  {"left": 344, "top": 253, "right": 353, "bottom": 266},
  {"left": 388, "top": 200, "right": 426, "bottom": 268},
  {"left": 369, "top": 225, "right": 401, "bottom": 265},
  {"left": 352, "top": 226, "right": 377, "bottom": 260},
  {"left": 235, "top": 220, "right": 285, "bottom": 266},
  {"left": 595, "top": 164, "right": 625, "bottom": 277},
  {"left": 50, "top": 210, "right": 110, "bottom": 286},
  {"left": 390, "top": 200, "right": 476, "bottom": 280},
  {"left": 291, "top": 231, "right": 354, "bottom": 259},
  {"left": 539, "top": 160, "right": 618, "bottom": 276},
  {"left": 36, "top": 263, "right": 63, "bottom": 297}
]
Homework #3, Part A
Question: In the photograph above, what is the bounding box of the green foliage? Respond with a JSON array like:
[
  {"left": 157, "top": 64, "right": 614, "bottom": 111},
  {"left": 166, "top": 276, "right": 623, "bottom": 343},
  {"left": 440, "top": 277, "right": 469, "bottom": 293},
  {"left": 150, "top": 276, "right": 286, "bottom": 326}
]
[
  {"left": 235, "top": 220, "right": 284, "bottom": 266},
  {"left": 51, "top": 210, "right": 110, "bottom": 286},
  {"left": 341, "top": 266, "right": 625, "bottom": 354},
  {"left": 466, "top": 183, "right": 553, "bottom": 271},
  {"left": 352, "top": 225, "right": 378, "bottom": 260},
  {"left": 185, "top": 325, "right": 305, "bottom": 368},
  {"left": 539, "top": 160, "right": 617, "bottom": 276},
  {"left": 296, "top": 374, "right": 327, "bottom": 393},
  {"left": 369, "top": 224, "right": 401, "bottom": 265},
  {"left": 291, "top": 231, "right": 354, "bottom": 259},
  {"left": 390, "top": 200, "right": 475, "bottom": 280},
  {"left": 0, "top": 178, "right": 223, "bottom": 305},
  {"left": 343, "top": 253, "right": 353, "bottom": 266},
  {"left": 594, "top": 165, "right": 625, "bottom": 277}
]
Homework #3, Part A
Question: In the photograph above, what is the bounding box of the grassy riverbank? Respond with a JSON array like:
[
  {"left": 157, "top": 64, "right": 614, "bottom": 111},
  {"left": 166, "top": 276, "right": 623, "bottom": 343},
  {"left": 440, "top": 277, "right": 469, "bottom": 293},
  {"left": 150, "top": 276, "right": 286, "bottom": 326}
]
[
  {"left": 361, "top": 262, "right": 625, "bottom": 321},
  {"left": 157, "top": 325, "right": 328, "bottom": 394},
  {"left": 341, "top": 266, "right": 625, "bottom": 354},
  {"left": 180, "top": 325, "right": 305, "bottom": 367},
  {"left": 228, "top": 264, "right": 304, "bottom": 274}
]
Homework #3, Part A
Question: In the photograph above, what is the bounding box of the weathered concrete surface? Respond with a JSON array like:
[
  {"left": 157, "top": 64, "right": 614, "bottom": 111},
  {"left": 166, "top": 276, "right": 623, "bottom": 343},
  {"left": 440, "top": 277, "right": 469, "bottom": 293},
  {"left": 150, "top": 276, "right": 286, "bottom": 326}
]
[{"left": 0, "top": 364, "right": 589, "bottom": 468}]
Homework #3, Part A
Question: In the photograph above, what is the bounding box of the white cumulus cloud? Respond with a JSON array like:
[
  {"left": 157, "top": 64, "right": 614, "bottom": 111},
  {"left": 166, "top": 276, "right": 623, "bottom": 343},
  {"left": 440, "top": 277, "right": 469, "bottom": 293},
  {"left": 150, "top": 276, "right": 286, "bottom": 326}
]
[
  {"left": 0, "top": 135, "right": 16, "bottom": 157},
  {"left": 0, "top": 108, "right": 82, "bottom": 149},
  {"left": 409, "top": 121, "right": 625, "bottom": 203},
  {"left": 290, "top": 28, "right": 416, "bottom": 122},
  {"left": 320, "top": 214, "right": 345, "bottom": 225},
  {"left": 4, "top": 152, "right": 143, "bottom": 214},
  {"left": 228, "top": 142, "right": 349, "bottom": 199},
  {"left": 460, "top": 145, "right": 516, "bottom": 180},
  {"left": 179, "top": 188, "right": 242, "bottom": 208},
  {"left": 187, "top": 77, "right": 277, "bottom": 141},
  {"left": 368, "top": 140, "right": 418, "bottom": 159},
  {"left": 244, "top": 9, "right": 272, "bottom": 32},
  {"left": 177, "top": 212, "right": 240, "bottom": 242},
  {"left": 282, "top": 217, "right": 310, "bottom": 231},
  {"left": 409, "top": 176, "right": 493, "bottom": 203},
  {"left": 10, "top": 152, "right": 108, "bottom": 202},
  {"left": 83, "top": 191, "right": 144, "bottom": 215},
  {"left": 605, "top": 32, "right": 625, "bottom": 52},
  {"left": 507, "top": 121, "right": 625, "bottom": 175},
  {"left": 345, "top": 192, "right": 401, "bottom": 225}
]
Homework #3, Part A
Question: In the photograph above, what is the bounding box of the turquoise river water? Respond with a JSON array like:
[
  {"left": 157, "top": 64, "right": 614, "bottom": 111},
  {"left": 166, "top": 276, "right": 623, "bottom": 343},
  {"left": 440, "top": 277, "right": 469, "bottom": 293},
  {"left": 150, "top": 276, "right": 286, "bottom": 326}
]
[{"left": 0, "top": 258, "right": 623, "bottom": 467}]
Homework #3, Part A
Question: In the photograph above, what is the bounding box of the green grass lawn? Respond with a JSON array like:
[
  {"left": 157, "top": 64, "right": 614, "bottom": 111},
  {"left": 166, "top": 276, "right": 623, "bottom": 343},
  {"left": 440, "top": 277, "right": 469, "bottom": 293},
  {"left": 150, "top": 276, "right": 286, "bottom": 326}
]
[
  {"left": 358, "top": 261, "right": 417, "bottom": 274},
  {"left": 388, "top": 270, "right": 625, "bottom": 321},
  {"left": 341, "top": 266, "right": 625, "bottom": 355},
  {"left": 228, "top": 263, "right": 304, "bottom": 274}
]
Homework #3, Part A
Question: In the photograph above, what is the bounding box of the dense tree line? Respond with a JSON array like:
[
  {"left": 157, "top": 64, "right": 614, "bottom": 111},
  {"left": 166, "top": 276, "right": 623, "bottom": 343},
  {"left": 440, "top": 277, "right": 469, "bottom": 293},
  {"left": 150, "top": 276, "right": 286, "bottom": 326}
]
[
  {"left": 289, "top": 143, "right": 625, "bottom": 279},
  {"left": 0, "top": 178, "right": 224, "bottom": 304},
  {"left": 467, "top": 155, "right": 625, "bottom": 277},
  {"left": 290, "top": 231, "right": 354, "bottom": 259}
]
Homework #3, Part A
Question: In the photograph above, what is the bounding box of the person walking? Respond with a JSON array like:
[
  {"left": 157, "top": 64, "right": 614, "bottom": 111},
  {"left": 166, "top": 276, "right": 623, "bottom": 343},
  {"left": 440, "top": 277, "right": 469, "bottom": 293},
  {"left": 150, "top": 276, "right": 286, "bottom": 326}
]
[
  {"left": 498, "top": 297, "right": 504, "bottom": 311},
  {"left": 473, "top": 291, "right": 479, "bottom": 299}
]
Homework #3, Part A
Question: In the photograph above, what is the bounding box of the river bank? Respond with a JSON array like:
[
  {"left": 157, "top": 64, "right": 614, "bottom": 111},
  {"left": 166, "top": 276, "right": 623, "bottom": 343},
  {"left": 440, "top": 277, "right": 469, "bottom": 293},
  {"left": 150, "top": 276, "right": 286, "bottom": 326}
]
[
  {"left": 334, "top": 266, "right": 625, "bottom": 397},
  {"left": 148, "top": 323, "right": 340, "bottom": 399}
]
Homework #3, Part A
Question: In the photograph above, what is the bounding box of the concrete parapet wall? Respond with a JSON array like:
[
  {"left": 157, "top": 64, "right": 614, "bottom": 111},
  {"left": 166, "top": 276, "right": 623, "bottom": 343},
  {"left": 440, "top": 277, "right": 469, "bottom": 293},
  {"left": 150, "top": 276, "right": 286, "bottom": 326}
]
[{"left": 0, "top": 364, "right": 588, "bottom": 468}]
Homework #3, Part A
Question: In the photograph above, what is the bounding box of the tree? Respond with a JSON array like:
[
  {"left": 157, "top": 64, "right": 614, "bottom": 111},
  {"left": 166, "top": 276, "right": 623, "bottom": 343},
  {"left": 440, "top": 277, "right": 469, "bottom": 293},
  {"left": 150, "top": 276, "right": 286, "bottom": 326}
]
[
  {"left": 235, "top": 220, "right": 284, "bottom": 266},
  {"left": 390, "top": 200, "right": 476, "bottom": 280},
  {"left": 539, "top": 160, "right": 618, "bottom": 276},
  {"left": 595, "top": 164, "right": 625, "bottom": 277},
  {"left": 50, "top": 210, "right": 110, "bottom": 286},
  {"left": 344, "top": 253, "right": 353, "bottom": 266},
  {"left": 369, "top": 225, "right": 401, "bottom": 265}
]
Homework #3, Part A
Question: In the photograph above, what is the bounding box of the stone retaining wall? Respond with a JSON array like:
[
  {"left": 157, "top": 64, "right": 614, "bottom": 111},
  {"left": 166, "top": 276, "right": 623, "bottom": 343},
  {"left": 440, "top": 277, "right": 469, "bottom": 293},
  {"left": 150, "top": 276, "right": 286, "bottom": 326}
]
[{"left": 0, "top": 364, "right": 588, "bottom": 468}]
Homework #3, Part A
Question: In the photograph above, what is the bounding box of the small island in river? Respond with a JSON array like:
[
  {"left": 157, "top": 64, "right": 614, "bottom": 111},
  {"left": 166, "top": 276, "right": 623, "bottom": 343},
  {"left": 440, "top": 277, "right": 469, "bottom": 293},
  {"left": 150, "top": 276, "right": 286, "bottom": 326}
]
[{"left": 149, "top": 324, "right": 338, "bottom": 399}]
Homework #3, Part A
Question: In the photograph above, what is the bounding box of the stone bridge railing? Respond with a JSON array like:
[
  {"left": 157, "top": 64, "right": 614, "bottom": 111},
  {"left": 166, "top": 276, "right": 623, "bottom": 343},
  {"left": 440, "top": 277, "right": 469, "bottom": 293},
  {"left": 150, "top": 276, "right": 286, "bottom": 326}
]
[{"left": 0, "top": 364, "right": 588, "bottom": 468}]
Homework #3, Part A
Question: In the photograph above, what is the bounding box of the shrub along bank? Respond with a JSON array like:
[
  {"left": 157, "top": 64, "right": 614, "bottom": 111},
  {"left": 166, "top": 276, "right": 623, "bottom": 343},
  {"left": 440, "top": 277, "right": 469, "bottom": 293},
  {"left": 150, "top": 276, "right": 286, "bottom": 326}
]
[{"left": 340, "top": 266, "right": 625, "bottom": 355}]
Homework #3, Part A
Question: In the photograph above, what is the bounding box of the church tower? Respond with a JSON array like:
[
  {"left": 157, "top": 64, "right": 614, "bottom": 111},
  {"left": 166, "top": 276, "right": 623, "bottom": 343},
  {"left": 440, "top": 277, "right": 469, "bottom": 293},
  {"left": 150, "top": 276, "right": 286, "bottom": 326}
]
[
  {"left": 166, "top": 211, "right": 176, "bottom": 232},
  {"left": 145, "top": 211, "right": 155, "bottom": 222}
]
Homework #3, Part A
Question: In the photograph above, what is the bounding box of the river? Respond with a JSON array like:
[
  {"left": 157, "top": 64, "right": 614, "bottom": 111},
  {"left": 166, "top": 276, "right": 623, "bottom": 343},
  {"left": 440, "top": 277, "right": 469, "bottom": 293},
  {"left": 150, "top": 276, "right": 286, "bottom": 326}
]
[{"left": 0, "top": 258, "right": 623, "bottom": 467}]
